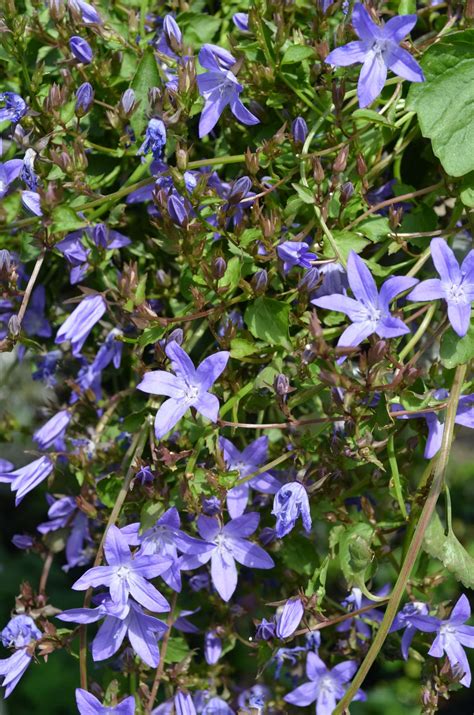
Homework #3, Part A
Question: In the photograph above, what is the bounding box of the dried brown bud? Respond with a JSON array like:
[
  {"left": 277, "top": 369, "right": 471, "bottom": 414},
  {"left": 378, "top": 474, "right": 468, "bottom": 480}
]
[
  {"left": 332, "top": 145, "right": 349, "bottom": 174},
  {"left": 313, "top": 157, "right": 325, "bottom": 183},
  {"left": 356, "top": 153, "right": 367, "bottom": 177}
]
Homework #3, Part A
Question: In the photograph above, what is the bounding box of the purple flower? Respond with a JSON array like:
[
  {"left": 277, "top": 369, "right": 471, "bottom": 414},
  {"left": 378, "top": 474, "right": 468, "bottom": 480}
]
[
  {"left": 284, "top": 652, "right": 365, "bottom": 714},
  {"left": 68, "top": 0, "right": 102, "bottom": 24},
  {"left": 392, "top": 391, "right": 474, "bottom": 459},
  {"left": 410, "top": 594, "right": 474, "bottom": 687},
  {"left": 336, "top": 586, "right": 389, "bottom": 641},
  {"left": 276, "top": 597, "right": 304, "bottom": 639},
  {"left": 12, "top": 534, "right": 34, "bottom": 549},
  {"left": 0, "top": 92, "right": 27, "bottom": 124},
  {"left": 20, "top": 148, "right": 38, "bottom": 191},
  {"left": 325, "top": 4, "right": 424, "bottom": 107},
  {"left": 406, "top": 238, "right": 474, "bottom": 337},
  {"left": 121, "top": 507, "right": 214, "bottom": 592},
  {"left": 180, "top": 513, "right": 274, "bottom": 602},
  {"left": 255, "top": 618, "right": 276, "bottom": 640},
  {"left": 75, "top": 82, "right": 94, "bottom": 115},
  {"left": 202, "top": 696, "right": 234, "bottom": 714},
  {"left": 156, "top": 14, "right": 182, "bottom": 58},
  {"left": 58, "top": 596, "right": 167, "bottom": 667},
  {"left": 32, "top": 350, "right": 62, "bottom": 386},
  {"left": 38, "top": 495, "right": 91, "bottom": 570},
  {"left": 292, "top": 117, "right": 308, "bottom": 144},
  {"left": 76, "top": 688, "right": 135, "bottom": 714},
  {"left": 138, "top": 118, "right": 167, "bottom": 160},
  {"left": 22, "top": 285, "right": 52, "bottom": 339},
  {"left": 219, "top": 436, "right": 280, "bottom": 518},
  {"left": 272, "top": 646, "right": 306, "bottom": 678},
  {"left": 71, "top": 525, "right": 172, "bottom": 617},
  {"left": 0, "top": 456, "right": 54, "bottom": 505},
  {"left": 0, "top": 459, "right": 13, "bottom": 473},
  {"left": 0, "top": 616, "right": 41, "bottom": 697},
  {"left": 55, "top": 294, "right": 107, "bottom": 356},
  {"left": 70, "top": 36, "right": 93, "bottom": 64},
  {"left": 0, "top": 158, "right": 23, "bottom": 198},
  {"left": 33, "top": 409, "right": 72, "bottom": 450},
  {"left": 312, "top": 262, "right": 348, "bottom": 298},
  {"left": 390, "top": 601, "right": 429, "bottom": 659},
  {"left": 204, "top": 629, "right": 222, "bottom": 665},
  {"left": 319, "top": 0, "right": 334, "bottom": 13},
  {"left": 175, "top": 692, "right": 196, "bottom": 715},
  {"left": 272, "top": 482, "right": 312, "bottom": 538},
  {"left": 21, "top": 190, "right": 42, "bottom": 216},
  {"left": 197, "top": 44, "right": 259, "bottom": 137},
  {"left": 120, "top": 88, "right": 136, "bottom": 114},
  {"left": 233, "top": 13, "right": 249, "bottom": 32},
  {"left": 312, "top": 250, "right": 418, "bottom": 352},
  {"left": 137, "top": 341, "right": 230, "bottom": 440},
  {"left": 277, "top": 241, "right": 317, "bottom": 274}
]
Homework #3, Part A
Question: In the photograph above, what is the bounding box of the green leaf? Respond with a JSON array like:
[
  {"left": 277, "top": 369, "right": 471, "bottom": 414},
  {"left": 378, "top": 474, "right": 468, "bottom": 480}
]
[
  {"left": 291, "top": 182, "right": 315, "bottom": 204},
  {"left": 352, "top": 108, "right": 395, "bottom": 128},
  {"left": 398, "top": 0, "right": 416, "bottom": 14},
  {"left": 331, "top": 230, "right": 371, "bottom": 262},
  {"left": 423, "top": 511, "right": 474, "bottom": 589},
  {"left": 218, "top": 255, "right": 241, "bottom": 292},
  {"left": 280, "top": 534, "right": 318, "bottom": 575},
  {"left": 96, "top": 475, "right": 123, "bottom": 508},
  {"left": 407, "top": 30, "right": 474, "bottom": 177},
  {"left": 180, "top": 12, "right": 221, "bottom": 45},
  {"left": 230, "top": 338, "right": 263, "bottom": 359},
  {"left": 130, "top": 47, "right": 160, "bottom": 137},
  {"left": 51, "top": 206, "right": 85, "bottom": 233},
  {"left": 460, "top": 171, "right": 474, "bottom": 207},
  {"left": 244, "top": 297, "right": 290, "bottom": 347},
  {"left": 339, "top": 522, "right": 374, "bottom": 587},
  {"left": 440, "top": 324, "right": 474, "bottom": 368},
  {"left": 140, "top": 501, "right": 164, "bottom": 532},
  {"left": 165, "top": 636, "right": 190, "bottom": 664},
  {"left": 281, "top": 44, "right": 314, "bottom": 65}
]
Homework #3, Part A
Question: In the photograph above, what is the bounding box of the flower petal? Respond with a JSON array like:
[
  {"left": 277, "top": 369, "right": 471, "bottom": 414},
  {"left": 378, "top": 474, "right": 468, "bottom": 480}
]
[
  {"left": 357, "top": 51, "right": 387, "bottom": 107},
  {"left": 325, "top": 41, "right": 367, "bottom": 67},
  {"left": 211, "top": 549, "right": 238, "bottom": 601},
  {"left": 154, "top": 398, "right": 189, "bottom": 440},
  {"left": 385, "top": 44, "right": 424, "bottom": 83}
]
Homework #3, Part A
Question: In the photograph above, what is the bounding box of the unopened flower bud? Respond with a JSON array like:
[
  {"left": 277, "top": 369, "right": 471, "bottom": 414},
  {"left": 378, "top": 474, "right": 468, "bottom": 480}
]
[
  {"left": 333, "top": 145, "right": 349, "bottom": 174},
  {"left": 313, "top": 158, "right": 325, "bottom": 183},
  {"left": 168, "top": 194, "right": 189, "bottom": 227},
  {"left": 49, "top": 0, "right": 65, "bottom": 21},
  {"left": 228, "top": 176, "right": 252, "bottom": 204},
  {"left": 176, "top": 148, "right": 188, "bottom": 171},
  {"left": 298, "top": 267, "right": 319, "bottom": 292},
  {"left": 75, "top": 82, "right": 94, "bottom": 116},
  {"left": 340, "top": 181, "right": 354, "bottom": 205},
  {"left": 156, "top": 269, "right": 171, "bottom": 287},
  {"left": 251, "top": 269, "right": 268, "bottom": 295},
  {"left": 120, "top": 88, "right": 136, "bottom": 115},
  {"left": 69, "top": 36, "right": 93, "bottom": 64},
  {"left": 8, "top": 314, "right": 20, "bottom": 338},
  {"left": 356, "top": 153, "right": 367, "bottom": 177},
  {"left": 212, "top": 256, "right": 226, "bottom": 279},
  {"left": 389, "top": 205, "right": 403, "bottom": 230},
  {"left": 274, "top": 373, "right": 291, "bottom": 396},
  {"left": 332, "top": 80, "right": 345, "bottom": 112},
  {"left": 291, "top": 116, "right": 308, "bottom": 145},
  {"left": 0, "top": 249, "right": 12, "bottom": 277},
  {"left": 245, "top": 148, "right": 259, "bottom": 175}
]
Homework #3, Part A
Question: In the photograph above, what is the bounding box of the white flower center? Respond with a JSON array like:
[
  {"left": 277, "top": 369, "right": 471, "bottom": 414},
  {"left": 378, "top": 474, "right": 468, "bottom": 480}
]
[
  {"left": 440, "top": 623, "right": 456, "bottom": 636},
  {"left": 371, "top": 39, "right": 389, "bottom": 57},
  {"left": 319, "top": 675, "right": 334, "bottom": 693},
  {"left": 116, "top": 566, "right": 130, "bottom": 579},
  {"left": 446, "top": 282, "right": 466, "bottom": 304},
  {"left": 184, "top": 384, "right": 200, "bottom": 403}
]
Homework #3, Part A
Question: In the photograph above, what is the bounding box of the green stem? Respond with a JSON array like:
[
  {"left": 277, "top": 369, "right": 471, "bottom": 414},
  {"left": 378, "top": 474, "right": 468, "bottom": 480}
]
[
  {"left": 313, "top": 206, "right": 346, "bottom": 268},
  {"left": 79, "top": 422, "right": 150, "bottom": 690},
  {"left": 399, "top": 303, "right": 437, "bottom": 362},
  {"left": 334, "top": 363, "right": 467, "bottom": 713},
  {"left": 387, "top": 434, "right": 408, "bottom": 520}
]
